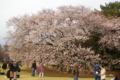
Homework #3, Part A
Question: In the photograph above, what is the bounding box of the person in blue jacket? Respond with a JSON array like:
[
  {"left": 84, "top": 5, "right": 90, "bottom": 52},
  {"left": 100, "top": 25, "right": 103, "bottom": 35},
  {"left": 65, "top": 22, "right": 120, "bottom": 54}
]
[{"left": 94, "top": 64, "right": 101, "bottom": 80}]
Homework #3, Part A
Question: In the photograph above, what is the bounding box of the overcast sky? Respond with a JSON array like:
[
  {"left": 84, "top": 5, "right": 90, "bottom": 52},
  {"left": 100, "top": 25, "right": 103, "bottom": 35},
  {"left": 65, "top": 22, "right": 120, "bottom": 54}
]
[{"left": 0, "top": 0, "right": 119, "bottom": 46}]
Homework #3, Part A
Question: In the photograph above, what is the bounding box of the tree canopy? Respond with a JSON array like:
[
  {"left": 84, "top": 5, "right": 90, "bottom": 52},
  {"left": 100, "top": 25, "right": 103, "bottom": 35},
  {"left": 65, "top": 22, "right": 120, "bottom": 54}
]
[
  {"left": 100, "top": 1, "right": 120, "bottom": 17},
  {"left": 5, "top": 5, "right": 120, "bottom": 72}
]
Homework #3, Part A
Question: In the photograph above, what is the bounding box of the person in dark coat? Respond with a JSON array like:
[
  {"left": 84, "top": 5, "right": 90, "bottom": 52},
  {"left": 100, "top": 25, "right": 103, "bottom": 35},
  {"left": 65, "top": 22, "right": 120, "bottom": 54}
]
[
  {"left": 32, "top": 61, "right": 36, "bottom": 70},
  {"left": 2, "top": 61, "right": 7, "bottom": 73},
  {"left": 6, "top": 61, "right": 11, "bottom": 78},
  {"left": 94, "top": 64, "right": 101, "bottom": 80},
  {"left": 9, "top": 61, "right": 14, "bottom": 80},
  {"left": 73, "top": 62, "right": 79, "bottom": 80},
  {"left": 9, "top": 61, "right": 14, "bottom": 71},
  {"left": 6, "top": 69, "right": 10, "bottom": 78},
  {"left": 115, "top": 73, "right": 120, "bottom": 80},
  {"left": 31, "top": 61, "right": 36, "bottom": 76}
]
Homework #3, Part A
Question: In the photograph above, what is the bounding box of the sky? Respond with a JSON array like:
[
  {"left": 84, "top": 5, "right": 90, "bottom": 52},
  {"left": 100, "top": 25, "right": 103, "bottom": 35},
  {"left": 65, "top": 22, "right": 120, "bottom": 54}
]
[{"left": 0, "top": 0, "right": 119, "bottom": 46}]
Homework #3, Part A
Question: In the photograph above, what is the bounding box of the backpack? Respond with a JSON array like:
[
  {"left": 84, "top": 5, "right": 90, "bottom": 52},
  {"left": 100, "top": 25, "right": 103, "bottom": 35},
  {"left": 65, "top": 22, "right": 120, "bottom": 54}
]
[
  {"left": 18, "top": 68, "right": 21, "bottom": 72},
  {"left": 1, "top": 72, "right": 5, "bottom": 75},
  {"left": 17, "top": 75, "right": 20, "bottom": 78},
  {"left": 6, "top": 70, "right": 10, "bottom": 78}
]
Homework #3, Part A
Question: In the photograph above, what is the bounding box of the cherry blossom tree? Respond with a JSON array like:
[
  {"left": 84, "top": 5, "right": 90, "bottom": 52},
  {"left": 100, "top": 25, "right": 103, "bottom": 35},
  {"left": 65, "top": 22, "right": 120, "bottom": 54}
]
[{"left": 5, "top": 5, "right": 120, "bottom": 72}]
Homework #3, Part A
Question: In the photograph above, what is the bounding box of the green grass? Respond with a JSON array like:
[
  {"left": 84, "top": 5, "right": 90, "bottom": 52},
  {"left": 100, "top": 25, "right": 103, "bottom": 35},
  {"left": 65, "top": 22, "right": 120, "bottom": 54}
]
[
  {"left": 0, "top": 71, "right": 115, "bottom": 80},
  {"left": 0, "top": 74, "right": 115, "bottom": 80}
]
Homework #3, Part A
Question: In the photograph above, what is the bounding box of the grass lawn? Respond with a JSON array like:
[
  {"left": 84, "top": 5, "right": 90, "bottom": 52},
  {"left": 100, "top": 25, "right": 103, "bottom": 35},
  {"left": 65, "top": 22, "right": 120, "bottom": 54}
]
[
  {"left": 0, "top": 73, "right": 115, "bottom": 80},
  {"left": 0, "top": 70, "right": 114, "bottom": 80}
]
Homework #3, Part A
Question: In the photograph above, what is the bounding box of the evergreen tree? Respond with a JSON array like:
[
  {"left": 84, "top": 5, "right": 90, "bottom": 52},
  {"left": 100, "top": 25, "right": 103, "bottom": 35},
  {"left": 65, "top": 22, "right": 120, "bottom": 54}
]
[{"left": 100, "top": 1, "right": 120, "bottom": 17}]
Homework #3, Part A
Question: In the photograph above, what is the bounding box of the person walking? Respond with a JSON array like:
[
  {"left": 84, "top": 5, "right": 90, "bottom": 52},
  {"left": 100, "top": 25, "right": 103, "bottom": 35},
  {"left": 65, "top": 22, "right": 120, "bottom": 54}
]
[
  {"left": 31, "top": 61, "right": 36, "bottom": 76},
  {"left": 2, "top": 61, "right": 7, "bottom": 73},
  {"left": 37, "top": 62, "right": 45, "bottom": 78},
  {"left": 9, "top": 61, "right": 14, "bottom": 80},
  {"left": 94, "top": 64, "right": 101, "bottom": 80},
  {"left": 73, "top": 62, "right": 79, "bottom": 80},
  {"left": 13, "top": 61, "right": 20, "bottom": 80},
  {"left": 5, "top": 61, "right": 11, "bottom": 78},
  {"left": 100, "top": 65, "right": 106, "bottom": 80}
]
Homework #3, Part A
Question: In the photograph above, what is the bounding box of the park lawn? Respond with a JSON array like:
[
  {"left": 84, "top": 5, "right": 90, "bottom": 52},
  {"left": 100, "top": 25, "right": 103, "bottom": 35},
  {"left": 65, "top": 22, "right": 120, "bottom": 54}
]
[{"left": 0, "top": 71, "right": 114, "bottom": 80}]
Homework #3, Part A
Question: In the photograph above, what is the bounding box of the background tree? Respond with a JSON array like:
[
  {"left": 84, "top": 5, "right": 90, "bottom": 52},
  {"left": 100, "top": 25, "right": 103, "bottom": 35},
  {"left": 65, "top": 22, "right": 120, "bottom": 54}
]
[{"left": 100, "top": 1, "right": 120, "bottom": 17}]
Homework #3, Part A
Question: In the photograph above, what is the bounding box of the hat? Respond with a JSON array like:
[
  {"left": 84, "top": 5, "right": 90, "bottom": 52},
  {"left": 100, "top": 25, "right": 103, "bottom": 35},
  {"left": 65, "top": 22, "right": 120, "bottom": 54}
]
[
  {"left": 95, "top": 64, "right": 99, "bottom": 67},
  {"left": 75, "top": 62, "right": 79, "bottom": 66}
]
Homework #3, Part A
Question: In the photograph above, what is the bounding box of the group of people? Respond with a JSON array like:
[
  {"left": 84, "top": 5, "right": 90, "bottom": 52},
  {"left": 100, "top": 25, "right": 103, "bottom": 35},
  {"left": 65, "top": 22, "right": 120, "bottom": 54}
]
[
  {"left": 31, "top": 61, "right": 45, "bottom": 78},
  {"left": 72, "top": 63, "right": 105, "bottom": 80},
  {"left": 30, "top": 61, "right": 120, "bottom": 80},
  {"left": 94, "top": 64, "right": 120, "bottom": 80},
  {"left": 9, "top": 61, "right": 20, "bottom": 80},
  {"left": 1, "top": 60, "right": 119, "bottom": 80},
  {"left": 0, "top": 61, "right": 20, "bottom": 80},
  {"left": 94, "top": 64, "right": 106, "bottom": 80},
  {"left": 73, "top": 63, "right": 120, "bottom": 80}
]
